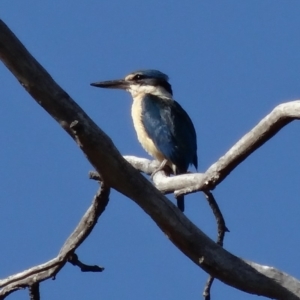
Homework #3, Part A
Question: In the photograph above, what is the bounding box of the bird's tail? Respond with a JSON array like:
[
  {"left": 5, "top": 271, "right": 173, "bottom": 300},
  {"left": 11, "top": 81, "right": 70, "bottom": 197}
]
[{"left": 177, "top": 195, "right": 185, "bottom": 212}]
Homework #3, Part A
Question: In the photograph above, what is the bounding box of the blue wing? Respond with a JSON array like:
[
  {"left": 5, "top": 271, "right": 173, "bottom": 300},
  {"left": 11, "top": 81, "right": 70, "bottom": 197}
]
[{"left": 141, "top": 94, "right": 197, "bottom": 174}]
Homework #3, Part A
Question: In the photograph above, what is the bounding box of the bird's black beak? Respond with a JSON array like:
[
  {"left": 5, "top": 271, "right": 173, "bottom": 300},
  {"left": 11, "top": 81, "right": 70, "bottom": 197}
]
[{"left": 90, "top": 79, "right": 129, "bottom": 90}]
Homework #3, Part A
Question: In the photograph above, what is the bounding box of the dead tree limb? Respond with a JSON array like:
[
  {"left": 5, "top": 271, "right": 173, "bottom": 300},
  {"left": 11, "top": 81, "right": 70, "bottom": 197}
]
[
  {"left": 0, "top": 19, "right": 299, "bottom": 299},
  {"left": 176, "top": 101, "right": 300, "bottom": 196},
  {"left": 0, "top": 184, "right": 110, "bottom": 298}
]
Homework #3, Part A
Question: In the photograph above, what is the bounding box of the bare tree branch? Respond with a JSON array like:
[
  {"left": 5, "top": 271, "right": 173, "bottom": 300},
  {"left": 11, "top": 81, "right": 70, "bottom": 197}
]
[
  {"left": 0, "top": 184, "right": 110, "bottom": 298},
  {"left": 89, "top": 165, "right": 204, "bottom": 197},
  {"left": 68, "top": 253, "right": 105, "bottom": 273},
  {"left": 203, "top": 277, "right": 214, "bottom": 300},
  {"left": 94, "top": 154, "right": 230, "bottom": 300},
  {"left": 123, "top": 156, "right": 160, "bottom": 175},
  {"left": 118, "top": 161, "right": 230, "bottom": 299},
  {"left": 202, "top": 191, "right": 229, "bottom": 300},
  {"left": 28, "top": 283, "right": 40, "bottom": 300},
  {"left": 176, "top": 101, "right": 300, "bottom": 196},
  {"left": 1, "top": 19, "right": 300, "bottom": 299},
  {"left": 203, "top": 191, "right": 229, "bottom": 243}
]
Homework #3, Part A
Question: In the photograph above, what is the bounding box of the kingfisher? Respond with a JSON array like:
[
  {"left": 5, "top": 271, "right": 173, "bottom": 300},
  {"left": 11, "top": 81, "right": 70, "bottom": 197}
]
[{"left": 91, "top": 69, "right": 198, "bottom": 212}]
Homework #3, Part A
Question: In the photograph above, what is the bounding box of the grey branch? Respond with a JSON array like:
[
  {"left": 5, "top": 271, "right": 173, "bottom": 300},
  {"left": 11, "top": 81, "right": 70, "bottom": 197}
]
[
  {"left": 89, "top": 164, "right": 205, "bottom": 196},
  {"left": 0, "top": 184, "right": 110, "bottom": 298},
  {"left": 0, "top": 19, "right": 300, "bottom": 299},
  {"left": 177, "top": 101, "right": 300, "bottom": 196}
]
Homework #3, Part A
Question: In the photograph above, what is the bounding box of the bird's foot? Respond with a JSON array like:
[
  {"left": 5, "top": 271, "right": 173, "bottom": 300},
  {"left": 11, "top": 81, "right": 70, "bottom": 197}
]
[{"left": 150, "top": 159, "right": 167, "bottom": 180}]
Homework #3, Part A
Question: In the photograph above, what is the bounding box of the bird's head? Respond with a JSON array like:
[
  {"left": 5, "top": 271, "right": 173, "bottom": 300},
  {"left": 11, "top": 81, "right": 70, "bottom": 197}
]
[{"left": 91, "top": 69, "right": 173, "bottom": 98}]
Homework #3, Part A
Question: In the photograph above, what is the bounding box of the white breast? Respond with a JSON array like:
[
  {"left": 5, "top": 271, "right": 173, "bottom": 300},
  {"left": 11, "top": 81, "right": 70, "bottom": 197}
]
[{"left": 131, "top": 95, "right": 165, "bottom": 162}]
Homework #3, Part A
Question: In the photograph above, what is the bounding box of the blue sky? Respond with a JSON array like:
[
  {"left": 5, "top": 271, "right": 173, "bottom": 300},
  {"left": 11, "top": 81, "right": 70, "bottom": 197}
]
[{"left": 1, "top": 1, "right": 300, "bottom": 299}]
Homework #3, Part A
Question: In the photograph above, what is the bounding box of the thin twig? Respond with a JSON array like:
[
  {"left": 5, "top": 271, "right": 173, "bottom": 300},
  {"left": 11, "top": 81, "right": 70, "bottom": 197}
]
[
  {"left": 68, "top": 253, "right": 104, "bottom": 273},
  {"left": 202, "top": 191, "right": 229, "bottom": 300},
  {"left": 28, "top": 283, "right": 40, "bottom": 300},
  {"left": 89, "top": 170, "right": 102, "bottom": 181},
  {"left": 203, "top": 277, "right": 214, "bottom": 300},
  {"left": 203, "top": 191, "right": 229, "bottom": 245}
]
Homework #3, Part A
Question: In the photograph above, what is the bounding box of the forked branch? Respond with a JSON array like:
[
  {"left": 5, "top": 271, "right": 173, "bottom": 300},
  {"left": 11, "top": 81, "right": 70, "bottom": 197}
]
[{"left": 0, "top": 184, "right": 110, "bottom": 298}]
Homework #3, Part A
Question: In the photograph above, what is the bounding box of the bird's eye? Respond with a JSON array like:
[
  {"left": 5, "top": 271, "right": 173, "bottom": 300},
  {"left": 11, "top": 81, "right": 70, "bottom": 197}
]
[{"left": 133, "top": 74, "right": 144, "bottom": 80}]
